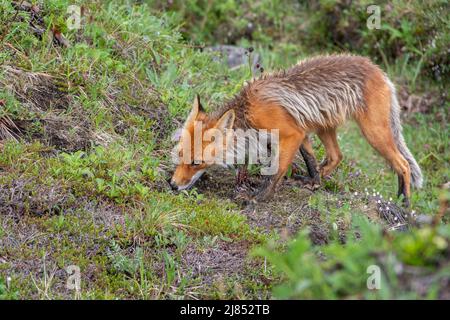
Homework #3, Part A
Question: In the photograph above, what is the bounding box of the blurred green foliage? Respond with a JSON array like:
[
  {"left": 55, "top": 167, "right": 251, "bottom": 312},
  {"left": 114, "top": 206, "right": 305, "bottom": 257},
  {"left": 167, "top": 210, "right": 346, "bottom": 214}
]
[
  {"left": 255, "top": 215, "right": 450, "bottom": 299},
  {"left": 155, "top": 0, "right": 449, "bottom": 87}
]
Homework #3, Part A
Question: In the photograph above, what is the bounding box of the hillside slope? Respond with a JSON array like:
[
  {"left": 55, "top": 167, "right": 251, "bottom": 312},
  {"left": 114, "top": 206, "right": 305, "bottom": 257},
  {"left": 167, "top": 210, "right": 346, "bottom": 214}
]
[{"left": 0, "top": 1, "right": 448, "bottom": 299}]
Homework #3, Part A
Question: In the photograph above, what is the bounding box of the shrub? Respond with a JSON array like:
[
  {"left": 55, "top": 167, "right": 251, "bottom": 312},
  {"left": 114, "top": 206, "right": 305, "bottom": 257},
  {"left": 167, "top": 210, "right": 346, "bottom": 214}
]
[{"left": 255, "top": 215, "right": 450, "bottom": 299}]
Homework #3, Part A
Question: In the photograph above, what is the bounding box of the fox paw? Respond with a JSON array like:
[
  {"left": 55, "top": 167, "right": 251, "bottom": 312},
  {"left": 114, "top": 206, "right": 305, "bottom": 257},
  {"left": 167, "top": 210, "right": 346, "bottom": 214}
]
[
  {"left": 233, "top": 183, "right": 255, "bottom": 204},
  {"left": 251, "top": 188, "right": 274, "bottom": 203},
  {"left": 292, "top": 174, "right": 320, "bottom": 191}
]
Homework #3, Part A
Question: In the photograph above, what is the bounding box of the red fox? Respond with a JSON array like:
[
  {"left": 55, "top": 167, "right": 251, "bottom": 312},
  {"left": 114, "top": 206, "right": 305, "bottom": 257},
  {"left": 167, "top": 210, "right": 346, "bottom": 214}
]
[{"left": 170, "top": 54, "right": 423, "bottom": 206}]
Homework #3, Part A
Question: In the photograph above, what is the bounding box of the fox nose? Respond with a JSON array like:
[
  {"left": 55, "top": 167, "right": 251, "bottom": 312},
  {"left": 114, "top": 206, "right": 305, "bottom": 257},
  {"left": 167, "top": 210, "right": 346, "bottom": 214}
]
[{"left": 169, "top": 179, "right": 178, "bottom": 191}]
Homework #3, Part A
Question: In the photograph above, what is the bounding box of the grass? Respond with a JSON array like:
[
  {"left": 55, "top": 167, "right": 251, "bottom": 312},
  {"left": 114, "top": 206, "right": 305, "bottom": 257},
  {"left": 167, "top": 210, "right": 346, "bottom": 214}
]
[{"left": 0, "top": 0, "right": 448, "bottom": 299}]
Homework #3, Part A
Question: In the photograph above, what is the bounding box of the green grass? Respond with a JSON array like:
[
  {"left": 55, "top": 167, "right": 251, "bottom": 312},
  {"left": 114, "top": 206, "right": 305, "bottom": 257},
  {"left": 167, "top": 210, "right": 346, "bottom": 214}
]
[{"left": 0, "top": 0, "right": 448, "bottom": 299}]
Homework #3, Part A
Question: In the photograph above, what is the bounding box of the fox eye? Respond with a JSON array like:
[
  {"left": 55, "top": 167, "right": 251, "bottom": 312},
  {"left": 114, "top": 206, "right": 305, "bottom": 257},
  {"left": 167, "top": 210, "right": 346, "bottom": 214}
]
[{"left": 191, "top": 161, "right": 202, "bottom": 167}]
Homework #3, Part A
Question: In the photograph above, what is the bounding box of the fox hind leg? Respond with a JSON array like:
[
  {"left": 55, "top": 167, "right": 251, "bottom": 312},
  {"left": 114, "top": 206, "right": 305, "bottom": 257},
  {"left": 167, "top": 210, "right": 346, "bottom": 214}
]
[{"left": 356, "top": 112, "right": 411, "bottom": 207}]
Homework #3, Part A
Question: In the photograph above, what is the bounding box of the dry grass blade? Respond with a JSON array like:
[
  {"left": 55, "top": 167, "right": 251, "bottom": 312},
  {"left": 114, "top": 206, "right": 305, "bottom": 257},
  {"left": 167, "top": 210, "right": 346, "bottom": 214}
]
[{"left": 0, "top": 114, "right": 21, "bottom": 141}]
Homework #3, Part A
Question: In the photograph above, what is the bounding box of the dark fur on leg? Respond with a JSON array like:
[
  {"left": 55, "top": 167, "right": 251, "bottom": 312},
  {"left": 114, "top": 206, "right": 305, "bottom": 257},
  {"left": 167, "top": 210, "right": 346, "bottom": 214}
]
[
  {"left": 398, "top": 175, "right": 410, "bottom": 208},
  {"left": 300, "top": 145, "right": 319, "bottom": 180},
  {"left": 236, "top": 165, "right": 249, "bottom": 186},
  {"left": 293, "top": 145, "right": 321, "bottom": 190},
  {"left": 234, "top": 165, "right": 254, "bottom": 204}
]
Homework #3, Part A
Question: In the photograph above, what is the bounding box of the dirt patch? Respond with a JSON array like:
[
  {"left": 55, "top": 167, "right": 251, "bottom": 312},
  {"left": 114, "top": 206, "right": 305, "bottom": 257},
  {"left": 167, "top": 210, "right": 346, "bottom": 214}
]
[
  {"left": 181, "top": 240, "right": 253, "bottom": 286},
  {"left": 242, "top": 184, "right": 330, "bottom": 244},
  {"left": 0, "top": 178, "right": 74, "bottom": 217},
  {"left": 195, "top": 165, "right": 330, "bottom": 244},
  {"left": 0, "top": 198, "right": 126, "bottom": 299}
]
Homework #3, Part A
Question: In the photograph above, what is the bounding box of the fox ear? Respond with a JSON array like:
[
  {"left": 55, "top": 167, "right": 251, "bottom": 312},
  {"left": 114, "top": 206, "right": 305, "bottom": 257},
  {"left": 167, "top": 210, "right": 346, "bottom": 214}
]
[
  {"left": 214, "top": 109, "right": 235, "bottom": 131},
  {"left": 185, "top": 94, "right": 205, "bottom": 125},
  {"left": 195, "top": 94, "right": 205, "bottom": 112}
]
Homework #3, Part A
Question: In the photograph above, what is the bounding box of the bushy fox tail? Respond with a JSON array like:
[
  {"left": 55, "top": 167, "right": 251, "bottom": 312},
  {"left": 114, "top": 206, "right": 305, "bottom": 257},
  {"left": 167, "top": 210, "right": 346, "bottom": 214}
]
[{"left": 386, "top": 78, "right": 423, "bottom": 188}]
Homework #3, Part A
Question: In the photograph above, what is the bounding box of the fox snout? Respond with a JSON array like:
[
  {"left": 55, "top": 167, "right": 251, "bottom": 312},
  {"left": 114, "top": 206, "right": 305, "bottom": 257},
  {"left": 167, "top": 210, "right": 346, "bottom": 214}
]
[
  {"left": 168, "top": 178, "right": 178, "bottom": 191},
  {"left": 170, "top": 165, "right": 206, "bottom": 191}
]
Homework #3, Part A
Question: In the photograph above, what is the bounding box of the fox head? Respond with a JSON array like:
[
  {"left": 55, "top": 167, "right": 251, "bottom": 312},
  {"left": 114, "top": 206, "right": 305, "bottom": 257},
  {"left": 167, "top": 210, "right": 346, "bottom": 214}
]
[{"left": 170, "top": 95, "right": 235, "bottom": 191}]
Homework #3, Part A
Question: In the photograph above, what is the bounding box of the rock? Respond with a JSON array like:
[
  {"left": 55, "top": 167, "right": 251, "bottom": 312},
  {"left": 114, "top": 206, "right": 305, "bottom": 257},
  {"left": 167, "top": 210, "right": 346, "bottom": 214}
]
[{"left": 205, "top": 45, "right": 262, "bottom": 73}]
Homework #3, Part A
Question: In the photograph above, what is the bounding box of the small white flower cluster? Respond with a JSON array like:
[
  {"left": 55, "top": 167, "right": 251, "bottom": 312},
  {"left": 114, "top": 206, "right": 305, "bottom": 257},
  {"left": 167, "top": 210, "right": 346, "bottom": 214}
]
[{"left": 362, "top": 188, "right": 412, "bottom": 230}]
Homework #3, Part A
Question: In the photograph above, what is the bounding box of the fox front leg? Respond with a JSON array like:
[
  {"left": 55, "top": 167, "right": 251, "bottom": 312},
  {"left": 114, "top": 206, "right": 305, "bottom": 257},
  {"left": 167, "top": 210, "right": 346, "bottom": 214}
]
[
  {"left": 252, "top": 133, "right": 305, "bottom": 203},
  {"left": 234, "top": 164, "right": 255, "bottom": 203},
  {"left": 236, "top": 165, "right": 249, "bottom": 187}
]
